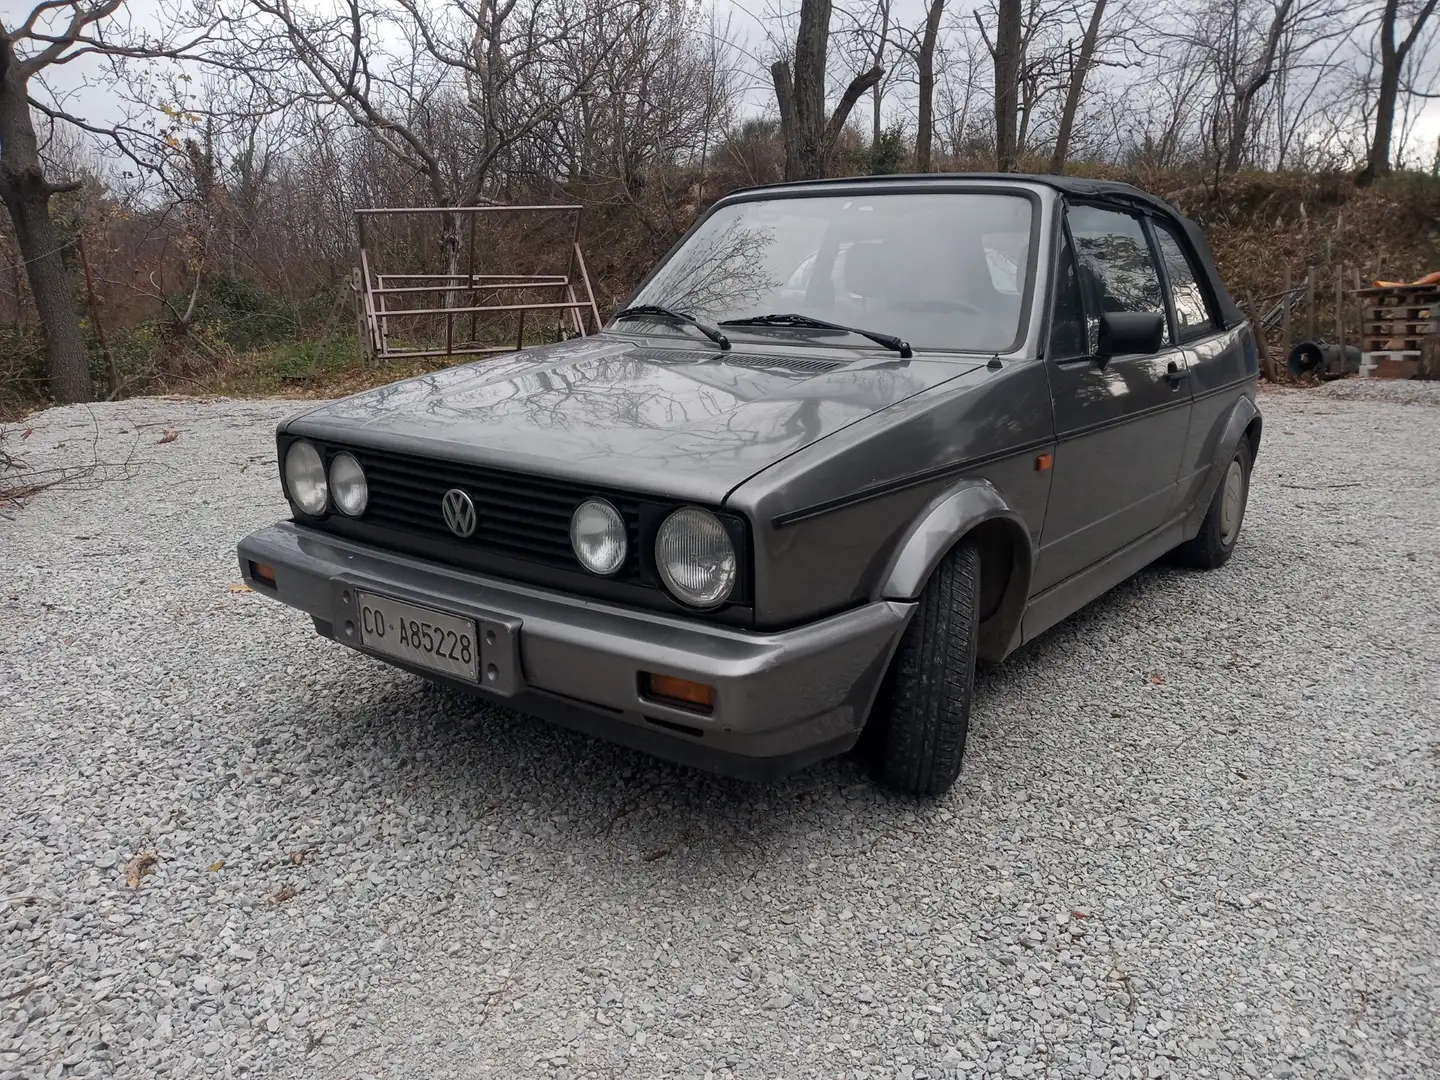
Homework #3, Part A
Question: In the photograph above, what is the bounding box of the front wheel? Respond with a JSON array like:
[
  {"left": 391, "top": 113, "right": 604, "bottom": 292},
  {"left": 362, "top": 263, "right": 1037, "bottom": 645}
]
[
  {"left": 866, "top": 541, "right": 980, "bottom": 797},
  {"left": 1177, "top": 439, "right": 1252, "bottom": 569}
]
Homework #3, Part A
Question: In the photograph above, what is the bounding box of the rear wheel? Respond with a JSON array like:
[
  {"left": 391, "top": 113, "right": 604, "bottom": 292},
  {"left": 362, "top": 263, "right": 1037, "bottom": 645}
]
[
  {"left": 866, "top": 541, "right": 980, "bottom": 797},
  {"left": 1177, "top": 439, "right": 1252, "bottom": 569}
]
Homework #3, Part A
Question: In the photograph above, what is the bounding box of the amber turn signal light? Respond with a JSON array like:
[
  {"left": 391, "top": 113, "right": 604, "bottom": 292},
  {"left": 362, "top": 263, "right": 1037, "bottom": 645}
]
[
  {"left": 1035, "top": 453, "right": 1053, "bottom": 472},
  {"left": 643, "top": 672, "right": 714, "bottom": 713},
  {"left": 249, "top": 561, "right": 277, "bottom": 587}
]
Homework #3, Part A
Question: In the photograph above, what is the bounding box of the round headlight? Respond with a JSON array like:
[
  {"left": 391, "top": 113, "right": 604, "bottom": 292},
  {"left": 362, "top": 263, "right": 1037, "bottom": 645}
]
[
  {"left": 655, "top": 507, "right": 737, "bottom": 608},
  {"left": 570, "top": 498, "right": 627, "bottom": 576},
  {"left": 329, "top": 452, "right": 368, "bottom": 517},
  {"left": 284, "top": 440, "right": 327, "bottom": 516}
]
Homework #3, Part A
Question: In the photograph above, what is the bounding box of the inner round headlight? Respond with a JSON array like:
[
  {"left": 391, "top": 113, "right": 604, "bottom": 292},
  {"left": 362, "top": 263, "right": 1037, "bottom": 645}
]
[
  {"left": 329, "top": 452, "right": 368, "bottom": 517},
  {"left": 655, "top": 507, "right": 737, "bottom": 608},
  {"left": 284, "top": 440, "right": 327, "bottom": 516},
  {"left": 570, "top": 498, "right": 627, "bottom": 576}
]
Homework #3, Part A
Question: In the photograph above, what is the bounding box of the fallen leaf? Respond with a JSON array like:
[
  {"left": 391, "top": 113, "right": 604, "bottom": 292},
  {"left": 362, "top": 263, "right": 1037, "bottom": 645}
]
[
  {"left": 228, "top": 583, "right": 252, "bottom": 593},
  {"left": 158, "top": 429, "right": 179, "bottom": 444},
  {"left": 208, "top": 860, "right": 226, "bottom": 872},
  {"left": 1148, "top": 672, "right": 1166, "bottom": 685},
  {"left": 266, "top": 884, "right": 298, "bottom": 905},
  {"left": 642, "top": 848, "right": 670, "bottom": 863},
  {"left": 124, "top": 851, "right": 158, "bottom": 888}
]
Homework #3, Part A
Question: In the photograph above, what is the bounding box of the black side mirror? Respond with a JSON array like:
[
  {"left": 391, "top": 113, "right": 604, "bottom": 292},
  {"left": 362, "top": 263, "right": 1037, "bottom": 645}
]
[{"left": 1097, "top": 311, "right": 1165, "bottom": 364}]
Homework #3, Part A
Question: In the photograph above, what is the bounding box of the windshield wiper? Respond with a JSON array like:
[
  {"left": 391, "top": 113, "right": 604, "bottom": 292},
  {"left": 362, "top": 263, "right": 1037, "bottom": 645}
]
[
  {"left": 611, "top": 304, "right": 730, "bottom": 350},
  {"left": 719, "top": 313, "right": 912, "bottom": 358}
]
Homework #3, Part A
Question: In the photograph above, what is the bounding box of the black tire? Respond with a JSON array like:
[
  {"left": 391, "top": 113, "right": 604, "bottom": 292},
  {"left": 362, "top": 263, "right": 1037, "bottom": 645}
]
[
  {"left": 867, "top": 541, "right": 980, "bottom": 797},
  {"left": 1177, "top": 439, "right": 1252, "bottom": 569}
]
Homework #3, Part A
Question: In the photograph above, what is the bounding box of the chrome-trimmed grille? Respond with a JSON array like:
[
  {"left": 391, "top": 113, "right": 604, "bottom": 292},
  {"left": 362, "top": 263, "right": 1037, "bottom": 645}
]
[{"left": 329, "top": 445, "right": 644, "bottom": 578}]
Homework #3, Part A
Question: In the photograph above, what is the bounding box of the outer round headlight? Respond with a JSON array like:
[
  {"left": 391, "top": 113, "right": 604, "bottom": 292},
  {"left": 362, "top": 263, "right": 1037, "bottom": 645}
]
[
  {"left": 655, "top": 507, "right": 737, "bottom": 608},
  {"left": 570, "top": 498, "right": 627, "bottom": 576},
  {"left": 284, "top": 440, "right": 327, "bottom": 516},
  {"left": 329, "top": 452, "right": 368, "bottom": 517}
]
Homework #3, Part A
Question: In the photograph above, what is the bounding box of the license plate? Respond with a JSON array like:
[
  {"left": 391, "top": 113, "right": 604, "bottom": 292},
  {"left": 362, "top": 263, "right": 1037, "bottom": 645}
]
[{"left": 356, "top": 591, "right": 479, "bottom": 682}]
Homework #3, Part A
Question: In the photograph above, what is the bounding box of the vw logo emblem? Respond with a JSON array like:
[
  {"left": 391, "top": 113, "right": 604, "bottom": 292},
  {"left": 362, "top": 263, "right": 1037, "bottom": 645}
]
[{"left": 441, "top": 488, "right": 478, "bottom": 538}]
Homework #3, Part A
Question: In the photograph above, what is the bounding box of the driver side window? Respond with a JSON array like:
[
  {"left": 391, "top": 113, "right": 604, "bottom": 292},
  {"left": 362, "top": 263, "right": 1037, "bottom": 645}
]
[{"left": 1066, "top": 204, "right": 1170, "bottom": 351}]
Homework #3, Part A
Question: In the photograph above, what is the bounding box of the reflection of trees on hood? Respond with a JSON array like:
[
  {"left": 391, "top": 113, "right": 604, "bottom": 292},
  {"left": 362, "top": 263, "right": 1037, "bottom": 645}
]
[{"left": 645, "top": 218, "right": 781, "bottom": 316}]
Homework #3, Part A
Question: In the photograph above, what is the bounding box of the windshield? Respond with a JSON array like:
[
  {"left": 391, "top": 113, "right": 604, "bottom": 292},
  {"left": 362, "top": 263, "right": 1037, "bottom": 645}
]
[{"left": 627, "top": 192, "right": 1034, "bottom": 352}]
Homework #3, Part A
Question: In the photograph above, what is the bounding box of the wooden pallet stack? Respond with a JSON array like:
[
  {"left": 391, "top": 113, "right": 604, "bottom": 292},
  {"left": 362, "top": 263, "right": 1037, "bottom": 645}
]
[{"left": 1358, "top": 283, "right": 1440, "bottom": 378}]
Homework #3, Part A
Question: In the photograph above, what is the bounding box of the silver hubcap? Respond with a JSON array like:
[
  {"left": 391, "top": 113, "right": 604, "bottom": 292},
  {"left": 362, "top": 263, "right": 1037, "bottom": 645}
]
[{"left": 1219, "top": 460, "right": 1244, "bottom": 545}]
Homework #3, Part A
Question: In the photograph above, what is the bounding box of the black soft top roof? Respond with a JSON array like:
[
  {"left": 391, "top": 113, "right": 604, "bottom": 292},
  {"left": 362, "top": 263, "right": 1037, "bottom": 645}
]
[{"left": 724, "top": 172, "right": 1244, "bottom": 329}]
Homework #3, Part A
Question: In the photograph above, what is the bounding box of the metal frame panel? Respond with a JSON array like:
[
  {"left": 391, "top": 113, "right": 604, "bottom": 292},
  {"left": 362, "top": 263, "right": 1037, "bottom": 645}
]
[{"left": 354, "top": 205, "right": 600, "bottom": 362}]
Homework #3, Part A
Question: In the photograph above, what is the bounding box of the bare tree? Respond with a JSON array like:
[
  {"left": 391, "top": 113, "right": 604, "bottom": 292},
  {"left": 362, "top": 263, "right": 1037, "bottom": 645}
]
[
  {"left": 915, "top": 0, "right": 946, "bottom": 171},
  {"left": 993, "top": 0, "right": 1022, "bottom": 170},
  {"left": 771, "top": 0, "right": 884, "bottom": 181},
  {"left": 1221, "top": 0, "right": 1298, "bottom": 172},
  {"left": 2, "top": 1, "right": 224, "bottom": 402},
  {"left": 1357, "top": 0, "right": 1439, "bottom": 184},
  {"left": 1050, "top": 0, "right": 1107, "bottom": 172},
  {"left": 1, "top": 3, "right": 122, "bottom": 402}
]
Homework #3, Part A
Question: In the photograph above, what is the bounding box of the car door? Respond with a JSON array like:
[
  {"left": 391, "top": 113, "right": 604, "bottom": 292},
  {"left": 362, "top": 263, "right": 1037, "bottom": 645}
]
[
  {"left": 1033, "top": 202, "right": 1193, "bottom": 594},
  {"left": 1148, "top": 214, "right": 1252, "bottom": 514}
]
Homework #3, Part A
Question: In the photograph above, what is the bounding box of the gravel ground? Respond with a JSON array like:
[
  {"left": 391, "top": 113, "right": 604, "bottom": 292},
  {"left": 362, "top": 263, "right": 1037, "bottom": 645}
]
[{"left": 1, "top": 383, "right": 1436, "bottom": 1080}]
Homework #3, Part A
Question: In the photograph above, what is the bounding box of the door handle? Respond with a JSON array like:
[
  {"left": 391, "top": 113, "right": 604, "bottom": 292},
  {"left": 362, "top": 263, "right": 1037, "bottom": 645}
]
[{"left": 1166, "top": 360, "right": 1189, "bottom": 388}]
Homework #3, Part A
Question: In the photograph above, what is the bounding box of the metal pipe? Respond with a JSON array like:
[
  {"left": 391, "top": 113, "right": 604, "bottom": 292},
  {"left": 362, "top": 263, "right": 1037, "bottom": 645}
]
[
  {"left": 369, "top": 283, "right": 569, "bottom": 295},
  {"left": 573, "top": 243, "right": 602, "bottom": 334},
  {"left": 369, "top": 300, "right": 591, "bottom": 317},
  {"left": 355, "top": 205, "right": 583, "bottom": 215}
]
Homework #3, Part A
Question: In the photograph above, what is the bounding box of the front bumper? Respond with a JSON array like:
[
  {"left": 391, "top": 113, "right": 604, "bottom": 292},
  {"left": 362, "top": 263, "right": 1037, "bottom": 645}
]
[{"left": 237, "top": 523, "right": 912, "bottom": 779}]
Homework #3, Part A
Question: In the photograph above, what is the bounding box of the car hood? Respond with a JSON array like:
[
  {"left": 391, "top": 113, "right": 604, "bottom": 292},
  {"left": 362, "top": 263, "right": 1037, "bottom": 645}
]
[{"left": 285, "top": 336, "right": 982, "bottom": 503}]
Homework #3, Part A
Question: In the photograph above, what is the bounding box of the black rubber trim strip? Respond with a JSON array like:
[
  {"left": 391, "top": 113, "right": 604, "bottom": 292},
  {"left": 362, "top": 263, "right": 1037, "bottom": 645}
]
[
  {"left": 1190, "top": 374, "right": 1256, "bottom": 402},
  {"left": 1051, "top": 389, "right": 1190, "bottom": 439},
  {"left": 773, "top": 436, "right": 1054, "bottom": 528}
]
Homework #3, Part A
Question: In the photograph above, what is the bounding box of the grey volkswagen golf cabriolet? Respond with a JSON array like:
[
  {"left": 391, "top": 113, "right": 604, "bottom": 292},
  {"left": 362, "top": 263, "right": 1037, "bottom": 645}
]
[{"left": 238, "top": 174, "right": 1261, "bottom": 796}]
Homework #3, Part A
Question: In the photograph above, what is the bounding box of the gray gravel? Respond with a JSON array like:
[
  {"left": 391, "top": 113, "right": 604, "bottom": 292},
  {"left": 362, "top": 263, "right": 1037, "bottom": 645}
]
[{"left": 1, "top": 383, "right": 1436, "bottom": 1080}]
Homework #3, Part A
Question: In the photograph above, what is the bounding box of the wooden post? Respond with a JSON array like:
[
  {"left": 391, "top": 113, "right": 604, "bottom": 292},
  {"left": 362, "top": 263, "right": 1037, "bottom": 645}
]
[
  {"left": 1305, "top": 266, "right": 1317, "bottom": 342},
  {"left": 1248, "top": 305, "right": 1277, "bottom": 381},
  {"left": 76, "top": 234, "right": 120, "bottom": 397},
  {"left": 1334, "top": 265, "right": 1344, "bottom": 348},
  {"left": 1354, "top": 268, "right": 1366, "bottom": 375},
  {"left": 10, "top": 252, "right": 20, "bottom": 332},
  {"left": 1281, "top": 266, "right": 1292, "bottom": 362}
]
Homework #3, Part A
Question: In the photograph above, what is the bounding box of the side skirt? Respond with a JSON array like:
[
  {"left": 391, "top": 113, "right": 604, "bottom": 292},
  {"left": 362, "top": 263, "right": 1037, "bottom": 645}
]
[{"left": 1020, "top": 519, "right": 1187, "bottom": 645}]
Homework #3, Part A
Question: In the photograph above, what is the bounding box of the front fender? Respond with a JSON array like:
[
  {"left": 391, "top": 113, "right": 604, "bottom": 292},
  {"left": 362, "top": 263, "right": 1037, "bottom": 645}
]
[{"left": 878, "top": 479, "right": 1036, "bottom": 662}]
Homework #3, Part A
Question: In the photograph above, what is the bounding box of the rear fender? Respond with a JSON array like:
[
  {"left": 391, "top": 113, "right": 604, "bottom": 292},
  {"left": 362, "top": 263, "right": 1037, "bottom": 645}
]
[
  {"left": 1186, "top": 395, "right": 1261, "bottom": 534},
  {"left": 878, "top": 479, "right": 1036, "bottom": 662}
]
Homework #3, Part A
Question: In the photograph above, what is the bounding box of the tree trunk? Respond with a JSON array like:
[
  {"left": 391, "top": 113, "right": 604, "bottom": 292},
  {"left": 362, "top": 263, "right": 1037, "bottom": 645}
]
[
  {"left": 772, "top": 61, "right": 803, "bottom": 180},
  {"left": 792, "top": 0, "right": 832, "bottom": 181},
  {"left": 1358, "top": 0, "right": 1438, "bottom": 186},
  {"left": 871, "top": 0, "right": 891, "bottom": 149},
  {"left": 773, "top": 0, "right": 886, "bottom": 181},
  {"left": 0, "top": 42, "right": 92, "bottom": 403},
  {"left": 1221, "top": 0, "right": 1294, "bottom": 174},
  {"left": 1050, "top": 0, "right": 1105, "bottom": 174},
  {"left": 916, "top": 0, "right": 946, "bottom": 172},
  {"left": 442, "top": 209, "right": 464, "bottom": 310},
  {"left": 1359, "top": 0, "right": 1403, "bottom": 185},
  {"left": 994, "top": 0, "right": 1022, "bottom": 172}
]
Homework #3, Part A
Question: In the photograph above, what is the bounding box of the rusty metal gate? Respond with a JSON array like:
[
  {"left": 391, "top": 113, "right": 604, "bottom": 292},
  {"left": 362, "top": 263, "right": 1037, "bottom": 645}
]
[{"left": 354, "top": 204, "right": 602, "bottom": 363}]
